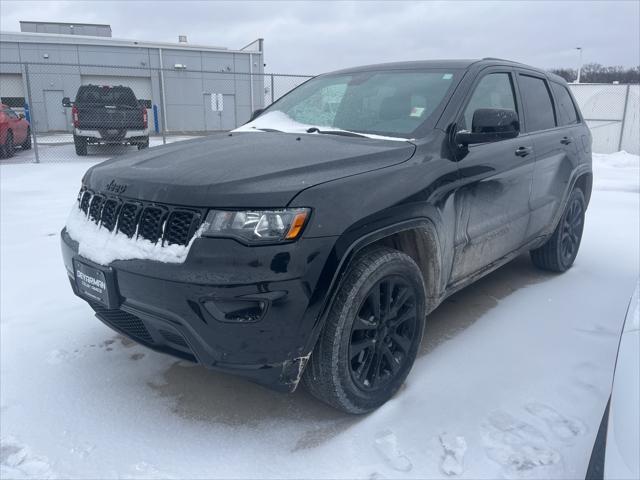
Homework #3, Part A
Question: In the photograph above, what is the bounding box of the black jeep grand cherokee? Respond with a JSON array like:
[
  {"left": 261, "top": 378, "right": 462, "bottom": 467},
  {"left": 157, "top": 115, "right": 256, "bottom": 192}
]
[{"left": 61, "top": 59, "right": 592, "bottom": 413}]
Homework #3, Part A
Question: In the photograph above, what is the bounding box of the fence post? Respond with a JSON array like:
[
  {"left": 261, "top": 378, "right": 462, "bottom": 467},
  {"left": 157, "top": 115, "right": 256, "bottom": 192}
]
[
  {"left": 618, "top": 84, "right": 631, "bottom": 152},
  {"left": 157, "top": 69, "right": 167, "bottom": 145},
  {"left": 23, "top": 63, "right": 40, "bottom": 164},
  {"left": 270, "top": 74, "right": 275, "bottom": 104}
]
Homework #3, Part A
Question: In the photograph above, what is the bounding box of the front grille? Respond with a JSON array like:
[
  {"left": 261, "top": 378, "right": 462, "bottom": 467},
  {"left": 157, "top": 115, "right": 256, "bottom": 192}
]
[
  {"left": 76, "top": 188, "right": 203, "bottom": 246},
  {"left": 89, "top": 302, "right": 154, "bottom": 344},
  {"left": 101, "top": 198, "right": 121, "bottom": 232},
  {"left": 164, "top": 210, "right": 202, "bottom": 246},
  {"left": 138, "top": 206, "right": 167, "bottom": 242},
  {"left": 88, "top": 194, "right": 104, "bottom": 222}
]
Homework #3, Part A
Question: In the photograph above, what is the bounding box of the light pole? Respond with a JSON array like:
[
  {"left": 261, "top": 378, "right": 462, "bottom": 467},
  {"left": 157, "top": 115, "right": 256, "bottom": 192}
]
[{"left": 576, "top": 47, "right": 583, "bottom": 83}]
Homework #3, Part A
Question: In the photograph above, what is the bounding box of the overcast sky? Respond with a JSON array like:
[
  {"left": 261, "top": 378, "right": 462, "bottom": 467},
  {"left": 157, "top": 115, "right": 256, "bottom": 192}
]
[{"left": 2, "top": 0, "right": 638, "bottom": 74}]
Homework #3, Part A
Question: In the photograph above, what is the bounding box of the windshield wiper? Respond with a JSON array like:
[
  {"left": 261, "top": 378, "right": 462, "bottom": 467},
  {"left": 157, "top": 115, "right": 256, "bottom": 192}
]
[
  {"left": 306, "top": 127, "right": 368, "bottom": 138},
  {"left": 254, "top": 127, "right": 284, "bottom": 133}
]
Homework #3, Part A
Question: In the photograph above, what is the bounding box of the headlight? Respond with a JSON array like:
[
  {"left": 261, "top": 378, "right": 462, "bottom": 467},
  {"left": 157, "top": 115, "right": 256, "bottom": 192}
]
[{"left": 203, "top": 208, "right": 310, "bottom": 244}]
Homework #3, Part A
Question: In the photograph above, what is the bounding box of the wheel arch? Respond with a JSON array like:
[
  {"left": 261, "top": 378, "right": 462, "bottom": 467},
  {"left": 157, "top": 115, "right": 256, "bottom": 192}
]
[
  {"left": 302, "top": 218, "right": 444, "bottom": 356},
  {"left": 575, "top": 171, "right": 593, "bottom": 206}
]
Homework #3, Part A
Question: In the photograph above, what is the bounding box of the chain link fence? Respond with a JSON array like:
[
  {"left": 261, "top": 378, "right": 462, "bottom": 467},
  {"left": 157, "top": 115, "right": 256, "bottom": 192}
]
[
  {"left": 568, "top": 83, "right": 639, "bottom": 154},
  {"left": 0, "top": 61, "right": 312, "bottom": 163}
]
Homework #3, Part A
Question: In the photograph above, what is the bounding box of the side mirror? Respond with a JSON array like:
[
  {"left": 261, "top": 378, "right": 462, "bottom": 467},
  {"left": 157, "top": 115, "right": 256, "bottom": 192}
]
[
  {"left": 455, "top": 108, "right": 519, "bottom": 145},
  {"left": 249, "top": 108, "right": 264, "bottom": 121},
  {"left": 62, "top": 97, "right": 72, "bottom": 107}
]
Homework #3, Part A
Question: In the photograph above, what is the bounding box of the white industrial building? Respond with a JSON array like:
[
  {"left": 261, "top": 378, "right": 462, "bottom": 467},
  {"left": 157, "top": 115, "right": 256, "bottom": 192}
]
[{"left": 0, "top": 21, "right": 265, "bottom": 133}]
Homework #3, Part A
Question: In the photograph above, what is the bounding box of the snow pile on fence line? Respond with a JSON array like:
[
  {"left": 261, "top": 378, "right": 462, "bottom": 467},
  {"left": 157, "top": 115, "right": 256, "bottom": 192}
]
[{"left": 65, "top": 206, "right": 204, "bottom": 265}]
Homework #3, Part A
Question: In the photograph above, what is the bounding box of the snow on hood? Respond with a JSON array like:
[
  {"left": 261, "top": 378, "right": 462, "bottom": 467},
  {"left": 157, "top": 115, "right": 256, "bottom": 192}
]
[
  {"left": 233, "top": 110, "right": 410, "bottom": 142},
  {"left": 65, "top": 206, "right": 205, "bottom": 265}
]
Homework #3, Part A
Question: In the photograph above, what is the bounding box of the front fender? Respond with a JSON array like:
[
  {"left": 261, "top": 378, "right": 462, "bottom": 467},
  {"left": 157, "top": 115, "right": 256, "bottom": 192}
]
[{"left": 299, "top": 216, "right": 446, "bottom": 358}]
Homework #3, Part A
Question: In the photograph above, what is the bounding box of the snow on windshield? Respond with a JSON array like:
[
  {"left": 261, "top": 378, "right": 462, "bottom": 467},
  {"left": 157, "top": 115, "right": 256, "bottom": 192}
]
[
  {"left": 233, "top": 111, "right": 410, "bottom": 142},
  {"left": 65, "top": 206, "right": 205, "bottom": 265}
]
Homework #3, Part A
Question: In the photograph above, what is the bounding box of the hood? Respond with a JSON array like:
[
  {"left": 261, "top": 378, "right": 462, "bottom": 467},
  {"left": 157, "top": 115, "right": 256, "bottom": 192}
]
[{"left": 83, "top": 132, "right": 416, "bottom": 207}]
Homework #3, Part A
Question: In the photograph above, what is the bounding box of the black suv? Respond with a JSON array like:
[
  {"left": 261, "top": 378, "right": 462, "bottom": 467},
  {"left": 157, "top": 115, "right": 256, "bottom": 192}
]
[
  {"left": 61, "top": 59, "right": 592, "bottom": 413},
  {"left": 63, "top": 85, "right": 149, "bottom": 156}
]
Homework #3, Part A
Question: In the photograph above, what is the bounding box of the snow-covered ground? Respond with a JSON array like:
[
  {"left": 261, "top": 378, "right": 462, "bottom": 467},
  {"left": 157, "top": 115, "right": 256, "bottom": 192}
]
[{"left": 1, "top": 150, "right": 638, "bottom": 479}]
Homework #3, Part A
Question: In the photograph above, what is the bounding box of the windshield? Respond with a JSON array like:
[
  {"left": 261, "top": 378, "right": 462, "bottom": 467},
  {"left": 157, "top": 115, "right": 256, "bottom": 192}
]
[
  {"left": 238, "top": 69, "right": 459, "bottom": 139},
  {"left": 76, "top": 86, "right": 138, "bottom": 106}
]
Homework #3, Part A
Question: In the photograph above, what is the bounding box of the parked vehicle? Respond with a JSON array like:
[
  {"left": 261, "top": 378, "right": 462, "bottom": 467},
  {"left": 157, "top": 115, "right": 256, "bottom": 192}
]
[
  {"left": 61, "top": 59, "right": 592, "bottom": 413},
  {"left": 0, "top": 104, "right": 31, "bottom": 158},
  {"left": 587, "top": 284, "right": 639, "bottom": 480},
  {"left": 63, "top": 85, "right": 149, "bottom": 156}
]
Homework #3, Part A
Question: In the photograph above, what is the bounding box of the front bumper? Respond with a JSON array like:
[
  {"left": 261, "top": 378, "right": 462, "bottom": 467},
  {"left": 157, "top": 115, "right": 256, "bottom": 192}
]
[{"left": 61, "top": 229, "right": 337, "bottom": 391}]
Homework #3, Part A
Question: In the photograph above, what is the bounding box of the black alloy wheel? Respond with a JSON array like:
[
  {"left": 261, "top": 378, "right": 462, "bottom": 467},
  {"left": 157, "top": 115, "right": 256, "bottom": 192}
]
[
  {"left": 531, "top": 188, "right": 586, "bottom": 272},
  {"left": 303, "top": 247, "right": 426, "bottom": 414},
  {"left": 560, "top": 195, "right": 584, "bottom": 265},
  {"left": 349, "top": 276, "right": 418, "bottom": 391}
]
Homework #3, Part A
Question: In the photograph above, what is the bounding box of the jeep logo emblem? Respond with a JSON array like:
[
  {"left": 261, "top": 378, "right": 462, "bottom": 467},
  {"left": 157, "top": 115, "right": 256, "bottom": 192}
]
[{"left": 105, "top": 179, "right": 127, "bottom": 194}]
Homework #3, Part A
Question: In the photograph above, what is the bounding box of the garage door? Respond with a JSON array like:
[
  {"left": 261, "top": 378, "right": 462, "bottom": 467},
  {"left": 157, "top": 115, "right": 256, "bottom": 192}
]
[
  {"left": 0, "top": 74, "right": 25, "bottom": 108},
  {"left": 80, "top": 75, "right": 152, "bottom": 106}
]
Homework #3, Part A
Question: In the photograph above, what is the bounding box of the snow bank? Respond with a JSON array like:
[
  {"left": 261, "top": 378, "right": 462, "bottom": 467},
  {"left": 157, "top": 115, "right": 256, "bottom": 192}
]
[
  {"left": 592, "top": 151, "right": 639, "bottom": 193},
  {"left": 65, "top": 206, "right": 205, "bottom": 266}
]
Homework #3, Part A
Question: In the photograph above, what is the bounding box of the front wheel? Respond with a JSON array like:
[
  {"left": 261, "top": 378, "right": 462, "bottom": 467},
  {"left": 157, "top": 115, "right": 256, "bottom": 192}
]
[
  {"left": 303, "top": 247, "right": 426, "bottom": 414},
  {"left": 530, "top": 188, "right": 586, "bottom": 272}
]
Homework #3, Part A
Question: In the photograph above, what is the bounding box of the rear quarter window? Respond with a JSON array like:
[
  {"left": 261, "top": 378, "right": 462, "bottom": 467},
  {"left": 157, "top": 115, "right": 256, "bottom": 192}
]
[{"left": 551, "top": 82, "right": 580, "bottom": 125}]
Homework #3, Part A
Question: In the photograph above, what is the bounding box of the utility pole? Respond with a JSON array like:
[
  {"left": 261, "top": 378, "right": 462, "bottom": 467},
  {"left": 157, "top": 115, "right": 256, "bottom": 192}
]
[{"left": 576, "top": 47, "right": 583, "bottom": 83}]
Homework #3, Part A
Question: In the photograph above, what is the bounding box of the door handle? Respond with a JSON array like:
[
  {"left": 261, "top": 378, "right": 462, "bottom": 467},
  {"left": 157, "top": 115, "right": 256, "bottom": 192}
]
[
  {"left": 560, "top": 136, "right": 573, "bottom": 145},
  {"left": 515, "top": 146, "right": 533, "bottom": 157}
]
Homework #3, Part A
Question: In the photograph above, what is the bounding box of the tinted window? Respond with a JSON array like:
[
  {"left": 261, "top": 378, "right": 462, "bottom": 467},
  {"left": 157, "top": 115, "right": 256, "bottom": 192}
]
[
  {"left": 76, "top": 86, "right": 138, "bottom": 106},
  {"left": 551, "top": 83, "right": 579, "bottom": 125},
  {"left": 519, "top": 75, "right": 556, "bottom": 132},
  {"left": 462, "top": 73, "right": 516, "bottom": 131}
]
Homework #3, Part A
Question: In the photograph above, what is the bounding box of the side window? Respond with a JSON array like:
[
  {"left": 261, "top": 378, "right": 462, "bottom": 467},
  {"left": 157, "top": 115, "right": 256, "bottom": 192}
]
[
  {"left": 462, "top": 73, "right": 516, "bottom": 131},
  {"left": 518, "top": 75, "right": 556, "bottom": 132},
  {"left": 551, "top": 83, "right": 579, "bottom": 126}
]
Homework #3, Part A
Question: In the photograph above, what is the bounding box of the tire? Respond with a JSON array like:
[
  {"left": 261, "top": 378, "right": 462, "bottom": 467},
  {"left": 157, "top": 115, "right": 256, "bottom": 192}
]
[
  {"left": 21, "top": 128, "right": 32, "bottom": 150},
  {"left": 2, "top": 131, "right": 15, "bottom": 158},
  {"left": 74, "top": 135, "right": 87, "bottom": 156},
  {"left": 530, "top": 188, "right": 586, "bottom": 272},
  {"left": 137, "top": 137, "right": 149, "bottom": 150},
  {"left": 302, "top": 247, "right": 426, "bottom": 414}
]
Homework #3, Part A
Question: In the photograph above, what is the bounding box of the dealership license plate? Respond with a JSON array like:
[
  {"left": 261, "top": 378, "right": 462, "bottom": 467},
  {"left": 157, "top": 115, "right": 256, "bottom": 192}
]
[
  {"left": 74, "top": 260, "right": 110, "bottom": 307},
  {"left": 107, "top": 129, "right": 119, "bottom": 134}
]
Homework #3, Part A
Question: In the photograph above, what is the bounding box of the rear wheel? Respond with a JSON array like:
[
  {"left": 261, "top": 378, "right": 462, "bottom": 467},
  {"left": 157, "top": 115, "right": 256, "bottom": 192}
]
[
  {"left": 21, "top": 128, "right": 32, "bottom": 150},
  {"left": 2, "top": 131, "right": 15, "bottom": 158},
  {"left": 530, "top": 188, "right": 586, "bottom": 272},
  {"left": 303, "top": 247, "right": 426, "bottom": 414},
  {"left": 137, "top": 137, "right": 149, "bottom": 150},
  {"left": 74, "top": 135, "right": 87, "bottom": 156}
]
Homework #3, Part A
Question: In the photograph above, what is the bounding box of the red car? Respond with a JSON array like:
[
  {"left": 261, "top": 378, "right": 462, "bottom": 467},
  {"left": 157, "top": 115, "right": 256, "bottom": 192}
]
[{"left": 0, "top": 104, "right": 31, "bottom": 158}]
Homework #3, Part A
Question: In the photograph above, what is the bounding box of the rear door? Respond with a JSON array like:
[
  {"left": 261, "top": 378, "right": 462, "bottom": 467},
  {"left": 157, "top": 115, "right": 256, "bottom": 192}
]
[
  {"left": 516, "top": 72, "right": 576, "bottom": 240},
  {"left": 449, "top": 67, "right": 534, "bottom": 283}
]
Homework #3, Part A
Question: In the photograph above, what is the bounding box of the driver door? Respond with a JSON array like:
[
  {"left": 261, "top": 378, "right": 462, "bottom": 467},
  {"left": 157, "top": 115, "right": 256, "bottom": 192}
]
[{"left": 449, "top": 68, "right": 534, "bottom": 284}]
